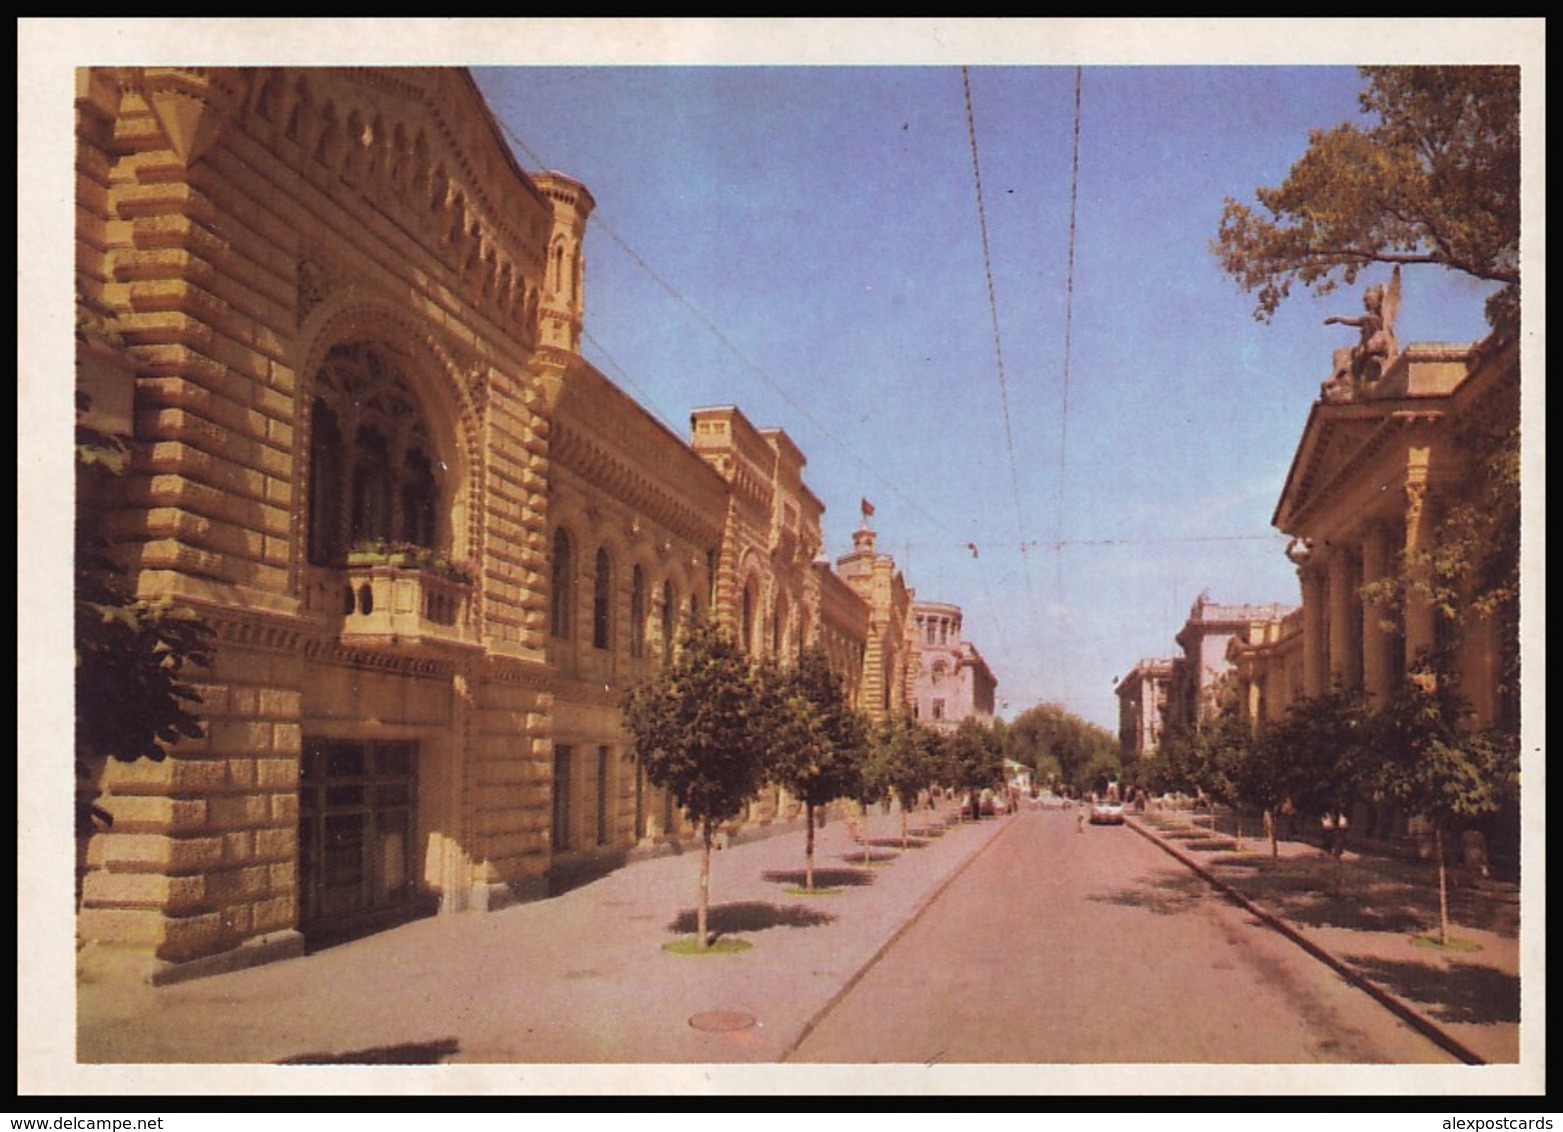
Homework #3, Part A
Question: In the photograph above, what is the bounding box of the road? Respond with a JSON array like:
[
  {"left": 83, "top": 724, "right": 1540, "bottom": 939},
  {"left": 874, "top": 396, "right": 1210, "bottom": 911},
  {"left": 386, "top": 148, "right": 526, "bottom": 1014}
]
[{"left": 787, "top": 807, "right": 1457, "bottom": 1064}]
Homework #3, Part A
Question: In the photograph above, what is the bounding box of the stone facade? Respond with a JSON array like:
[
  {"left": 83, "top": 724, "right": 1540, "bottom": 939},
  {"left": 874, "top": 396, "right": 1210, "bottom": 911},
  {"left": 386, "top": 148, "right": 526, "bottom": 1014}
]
[
  {"left": 907, "top": 600, "right": 996, "bottom": 732},
  {"left": 1266, "top": 336, "right": 1520, "bottom": 730},
  {"left": 1169, "top": 595, "right": 1298, "bottom": 732},
  {"left": 74, "top": 66, "right": 914, "bottom": 980},
  {"left": 835, "top": 522, "right": 916, "bottom": 723},
  {"left": 1114, "top": 658, "right": 1177, "bottom": 766}
]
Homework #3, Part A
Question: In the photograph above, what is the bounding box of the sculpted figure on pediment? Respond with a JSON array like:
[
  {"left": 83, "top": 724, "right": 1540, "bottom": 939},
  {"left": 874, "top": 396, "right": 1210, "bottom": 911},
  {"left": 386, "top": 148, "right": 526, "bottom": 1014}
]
[{"left": 1321, "top": 266, "right": 1402, "bottom": 403}]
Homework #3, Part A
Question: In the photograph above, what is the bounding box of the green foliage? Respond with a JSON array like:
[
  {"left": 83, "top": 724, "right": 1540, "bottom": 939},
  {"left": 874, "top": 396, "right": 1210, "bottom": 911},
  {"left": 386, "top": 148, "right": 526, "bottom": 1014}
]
[
  {"left": 758, "top": 647, "right": 867, "bottom": 812},
  {"left": 621, "top": 620, "right": 767, "bottom": 833},
  {"left": 872, "top": 712, "right": 937, "bottom": 813},
  {"left": 1001, "top": 702, "right": 1118, "bottom": 794},
  {"left": 1371, "top": 670, "right": 1519, "bottom": 833},
  {"left": 1263, "top": 685, "right": 1374, "bottom": 822},
  {"left": 1182, "top": 714, "right": 1250, "bottom": 811},
  {"left": 1214, "top": 66, "right": 1519, "bottom": 329},
  {"left": 947, "top": 718, "right": 1005, "bottom": 800},
  {"left": 76, "top": 398, "right": 215, "bottom": 835}
]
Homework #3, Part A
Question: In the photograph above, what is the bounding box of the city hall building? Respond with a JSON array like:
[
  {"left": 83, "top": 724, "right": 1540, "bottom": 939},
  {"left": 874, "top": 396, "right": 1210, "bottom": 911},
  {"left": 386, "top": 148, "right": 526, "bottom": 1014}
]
[{"left": 74, "top": 66, "right": 926, "bottom": 981}]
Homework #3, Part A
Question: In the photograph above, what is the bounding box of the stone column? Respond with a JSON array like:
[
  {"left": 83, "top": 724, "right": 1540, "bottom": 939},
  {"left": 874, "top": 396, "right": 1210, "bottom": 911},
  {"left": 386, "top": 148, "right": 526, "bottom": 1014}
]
[
  {"left": 1298, "top": 560, "right": 1327, "bottom": 698},
  {"left": 1329, "top": 541, "right": 1365, "bottom": 691},
  {"left": 1401, "top": 474, "right": 1436, "bottom": 675},
  {"left": 1360, "top": 520, "right": 1395, "bottom": 702}
]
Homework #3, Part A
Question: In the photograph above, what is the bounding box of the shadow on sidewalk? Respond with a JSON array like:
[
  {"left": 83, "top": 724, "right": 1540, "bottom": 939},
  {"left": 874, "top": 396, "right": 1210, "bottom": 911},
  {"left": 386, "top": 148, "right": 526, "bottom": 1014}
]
[
  {"left": 1089, "top": 870, "right": 1209, "bottom": 917},
  {"left": 666, "top": 901, "right": 837, "bottom": 937},
  {"left": 1341, "top": 954, "right": 1521, "bottom": 1025},
  {"left": 761, "top": 868, "right": 875, "bottom": 889},
  {"left": 278, "top": 1037, "right": 460, "bottom": 1065}
]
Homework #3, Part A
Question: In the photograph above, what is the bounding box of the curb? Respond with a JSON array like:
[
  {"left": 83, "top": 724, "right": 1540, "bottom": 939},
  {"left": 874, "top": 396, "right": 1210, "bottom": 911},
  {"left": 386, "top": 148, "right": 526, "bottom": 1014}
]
[
  {"left": 778, "top": 811, "right": 1019, "bottom": 1061},
  {"left": 1126, "top": 816, "right": 1486, "bottom": 1067}
]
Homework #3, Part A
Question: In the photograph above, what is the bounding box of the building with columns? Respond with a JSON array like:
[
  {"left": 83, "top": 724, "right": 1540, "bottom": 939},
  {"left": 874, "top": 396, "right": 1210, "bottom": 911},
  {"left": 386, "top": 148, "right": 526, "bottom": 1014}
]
[
  {"left": 908, "top": 599, "right": 997, "bottom": 732},
  {"left": 1114, "top": 658, "right": 1177, "bottom": 766},
  {"left": 1265, "top": 335, "right": 1519, "bottom": 730},
  {"left": 73, "top": 65, "right": 915, "bottom": 981},
  {"left": 1169, "top": 594, "right": 1298, "bottom": 733}
]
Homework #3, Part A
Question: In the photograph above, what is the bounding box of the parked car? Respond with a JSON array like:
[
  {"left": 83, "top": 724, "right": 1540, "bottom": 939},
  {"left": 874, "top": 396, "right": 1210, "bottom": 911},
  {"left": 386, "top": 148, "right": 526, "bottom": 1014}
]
[{"left": 1089, "top": 799, "right": 1126, "bottom": 826}]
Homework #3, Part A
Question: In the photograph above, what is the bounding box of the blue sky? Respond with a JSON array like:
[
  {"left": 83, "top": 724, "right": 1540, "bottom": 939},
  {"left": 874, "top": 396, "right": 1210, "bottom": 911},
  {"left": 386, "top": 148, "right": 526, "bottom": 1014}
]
[
  {"left": 22, "top": 20, "right": 1533, "bottom": 739},
  {"left": 469, "top": 62, "right": 1500, "bottom": 730}
]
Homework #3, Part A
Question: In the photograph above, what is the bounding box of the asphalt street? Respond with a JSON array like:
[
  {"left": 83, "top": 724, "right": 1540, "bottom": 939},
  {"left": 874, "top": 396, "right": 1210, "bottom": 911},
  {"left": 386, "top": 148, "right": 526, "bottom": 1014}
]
[{"left": 789, "top": 808, "right": 1457, "bottom": 1064}]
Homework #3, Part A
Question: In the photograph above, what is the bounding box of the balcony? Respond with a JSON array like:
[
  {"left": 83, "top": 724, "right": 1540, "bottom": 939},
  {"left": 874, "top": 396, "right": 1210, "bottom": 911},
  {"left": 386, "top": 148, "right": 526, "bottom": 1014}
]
[{"left": 337, "top": 561, "right": 479, "bottom": 658}]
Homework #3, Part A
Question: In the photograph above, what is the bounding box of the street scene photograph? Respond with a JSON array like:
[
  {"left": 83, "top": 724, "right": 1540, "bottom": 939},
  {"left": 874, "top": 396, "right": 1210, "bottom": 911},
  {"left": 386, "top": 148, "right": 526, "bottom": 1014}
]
[{"left": 21, "top": 18, "right": 1542, "bottom": 1101}]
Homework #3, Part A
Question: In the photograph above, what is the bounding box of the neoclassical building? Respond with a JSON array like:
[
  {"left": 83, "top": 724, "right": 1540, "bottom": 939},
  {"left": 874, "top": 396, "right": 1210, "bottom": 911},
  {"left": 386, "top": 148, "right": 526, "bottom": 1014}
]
[
  {"left": 907, "top": 599, "right": 996, "bottom": 732},
  {"left": 1114, "top": 657, "right": 1177, "bottom": 766},
  {"left": 1169, "top": 595, "right": 1298, "bottom": 732},
  {"left": 74, "top": 66, "right": 912, "bottom": 981},
  {"left": 1249, "top": 333, "right": 1520, "bottom": 731}
]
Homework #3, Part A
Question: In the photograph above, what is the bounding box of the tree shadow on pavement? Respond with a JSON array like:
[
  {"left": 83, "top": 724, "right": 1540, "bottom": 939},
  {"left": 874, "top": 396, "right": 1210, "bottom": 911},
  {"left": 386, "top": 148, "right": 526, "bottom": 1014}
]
[
  {"left": 278, "top": 1037, "right": 460, "bottom": 1065},
  {"left": 1343, "top": 955, "right": 1521, "bottom": 1025},
  {"left": 868, "top": 836, "right": 927, "bottom": 849},
  {"left": 1089, "top": 870, "right": 1209, "bottom": 917},
  {"left": 667, "top": 901, "right": 837, "bottom": 937},
  {"left": 761, "top": 868, "right": 875, "bottom": 889},
  {"left": 838, "top": 849, "right": 899, "bottom": 865}
]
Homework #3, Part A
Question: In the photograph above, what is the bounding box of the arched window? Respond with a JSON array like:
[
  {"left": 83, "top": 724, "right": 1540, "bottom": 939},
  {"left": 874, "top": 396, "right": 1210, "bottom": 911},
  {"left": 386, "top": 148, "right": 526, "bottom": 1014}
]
[
  {"left": 741, "top": 579, "right": 757, "bottom": 654},
  {"left": 931, "top": 660, "right": 948, "bottom": 687},
  {"left": 550, "top": 529, "right": 573, "bottom": 639},
  {"left": 308, "top": 342, "right": 442, "bottom": 567},
  {"left": 593, "top": 547, "right": 613, "bottom": 651},
  {"left": 630, "top": 565, "right": 647, "bottom": 658}
]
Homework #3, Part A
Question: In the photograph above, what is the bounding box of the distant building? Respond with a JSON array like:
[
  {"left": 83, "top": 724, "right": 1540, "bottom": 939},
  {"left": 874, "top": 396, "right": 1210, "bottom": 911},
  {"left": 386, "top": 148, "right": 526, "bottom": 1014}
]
[
  {"left": 1114, "top": 658, "right": 1177, "bottom": 765},
  {"left": 907, "top": 600, "right": 997, "bottom": 732},
  {"left": 1170, "top": 594, "right": 1299, "bottom": 731}
]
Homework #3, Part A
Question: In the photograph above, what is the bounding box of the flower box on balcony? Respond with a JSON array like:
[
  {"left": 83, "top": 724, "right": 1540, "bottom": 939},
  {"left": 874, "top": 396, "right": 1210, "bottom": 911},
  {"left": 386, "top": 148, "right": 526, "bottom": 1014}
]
[{"left": 338, "top": 559, "right": 479, "bottom": 657}]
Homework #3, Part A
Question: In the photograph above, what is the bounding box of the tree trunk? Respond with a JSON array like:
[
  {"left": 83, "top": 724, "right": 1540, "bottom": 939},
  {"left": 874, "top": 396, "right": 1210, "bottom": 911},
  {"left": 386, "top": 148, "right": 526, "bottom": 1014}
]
[
  {"left": 1435, "top": 825, "right": 1450, "bottom": 947},
  {"left": 901, "top": 795, "right": 909, "bottom": 850},
  {"left": 804, "top": 801, "right": 816, "bottom": 892},
  {"left": 862, "top": 801, "right": 872, "bottom": 865},
  {"left": 698, "top": 823, "right": 712, "bottom": 950},
  {"left": 1264, "top": 808, "right": 1278, "bottom": 861}
]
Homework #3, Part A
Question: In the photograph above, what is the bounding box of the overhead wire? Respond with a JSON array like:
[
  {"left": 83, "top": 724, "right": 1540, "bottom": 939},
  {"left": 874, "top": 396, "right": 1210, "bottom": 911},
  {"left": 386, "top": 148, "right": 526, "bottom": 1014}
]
[
  {"left": 1055, "top": 67, "right": 1083, "bottom": 598},
  {"left": 489, "top": 109, "right": 964, "bottom": 546},
  {"left": 961, "top": 66, "right": 1044, "bottom": 696}
]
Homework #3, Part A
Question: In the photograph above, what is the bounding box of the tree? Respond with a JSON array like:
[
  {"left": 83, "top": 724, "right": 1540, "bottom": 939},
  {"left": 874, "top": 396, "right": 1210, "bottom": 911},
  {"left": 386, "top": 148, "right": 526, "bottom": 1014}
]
[
  {"left": 873, "top": 712, "right": 936, "bottom": 850},
  {"left": 1263, "top": 686, "right": 1374, "bottom": 892},
  {"left": 948, "top": 718, "right": 1005, "bottom": 822},
  {"left": 1238, "top": 724, "right": 1293, "bottom": 861},
  {"left": 621, "top": 620, "right": 766, "bottom": 949},
  {"left": 1371, "top": 666, "right": 1519, "bottom": 945},
  {"left": 1214, "top": 66, "right": 1519, "bottom": 330},
  {"left": 759, "top": 648, "right": 867, "bottom": 891},
  {"left": 1183, "top": 713, "right": 1249, "bottom": 839},
  {"left": 76, "top": 395, "right": 215, "bottom": 839},
  {"left": 1002, "top": 702, "right": 1118, "bottom": 796}
]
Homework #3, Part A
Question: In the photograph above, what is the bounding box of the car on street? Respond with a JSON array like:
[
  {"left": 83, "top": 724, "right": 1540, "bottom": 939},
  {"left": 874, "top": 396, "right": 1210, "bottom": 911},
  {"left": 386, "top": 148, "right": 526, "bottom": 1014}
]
[{"left": 1089, "top": 799, "right": 1125, "bottom": 826}]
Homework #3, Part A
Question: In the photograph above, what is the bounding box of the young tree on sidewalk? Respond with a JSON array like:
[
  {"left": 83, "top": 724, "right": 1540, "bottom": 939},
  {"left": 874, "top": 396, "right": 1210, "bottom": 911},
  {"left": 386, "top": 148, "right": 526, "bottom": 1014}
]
[
  {"left": 1371, "top": 663, "right": 1519, "bottom": 946},
  {"left": 622, "top": 620, "right": 765, "bottom": 949},
  {"left": 874, "top": 712, "right": 936, "bottom": 850},
  {"left": 759, "top": 648, "right": 866, "bottom": 892}
]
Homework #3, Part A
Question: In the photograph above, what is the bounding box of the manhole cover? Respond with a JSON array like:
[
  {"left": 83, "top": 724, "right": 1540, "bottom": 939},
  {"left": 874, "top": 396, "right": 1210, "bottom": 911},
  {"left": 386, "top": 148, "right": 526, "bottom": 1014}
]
[{"left": 689, "top": 1010, "right": 757, "bottom": 1033}]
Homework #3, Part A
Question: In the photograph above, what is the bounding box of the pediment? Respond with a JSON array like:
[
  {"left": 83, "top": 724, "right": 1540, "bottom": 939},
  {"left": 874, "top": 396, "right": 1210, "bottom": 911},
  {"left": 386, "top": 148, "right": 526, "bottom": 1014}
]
[{"left": 1274, "top": 406, "right": 1390, "bottom": 533}]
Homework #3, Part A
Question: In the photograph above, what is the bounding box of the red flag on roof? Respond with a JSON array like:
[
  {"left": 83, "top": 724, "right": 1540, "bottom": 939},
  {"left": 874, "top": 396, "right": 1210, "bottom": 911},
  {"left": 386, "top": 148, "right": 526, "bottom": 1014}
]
[{"left": 861, "top": 498, "right": 875, "bottom": 517}]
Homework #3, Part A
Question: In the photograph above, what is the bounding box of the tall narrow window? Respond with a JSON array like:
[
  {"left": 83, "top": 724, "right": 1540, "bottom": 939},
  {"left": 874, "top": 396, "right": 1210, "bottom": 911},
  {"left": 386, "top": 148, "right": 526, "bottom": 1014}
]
[
  {"left": 551, "top": 745, "right": 573, "bottom": 852},
  {"left": 308, "top": 400, "right": 344, "bottom": 566},
  {"left": 550, "top": 529, "right": 573, "bottom": 639},
  {"left": 741, "top": 582, "right": 755, "bottom": 654},
  {"left": 596, "top": 746, "right": 611, "bottom": 845},
  {"left": 630, "top": 565, "right": 646, "bottom": 658},
  {"left": 593, "top": 547, "right": 612, "bottom": 650},
  {"left": 661, "top": 581, "right": 676, "bottom": 664}
]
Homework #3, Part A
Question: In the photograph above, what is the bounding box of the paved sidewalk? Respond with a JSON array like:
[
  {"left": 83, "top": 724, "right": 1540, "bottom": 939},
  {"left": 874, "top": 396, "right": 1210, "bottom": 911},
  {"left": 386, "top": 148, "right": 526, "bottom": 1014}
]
[
  {"left": 77, "top": 802, "right": 1015, "bottom": 1065},
  {"left": 1128, "top": 806, "right": 1521, "bottom": 1065}
]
